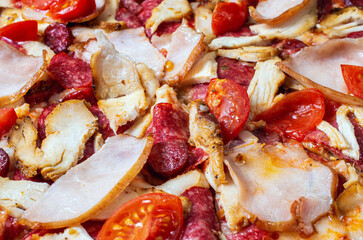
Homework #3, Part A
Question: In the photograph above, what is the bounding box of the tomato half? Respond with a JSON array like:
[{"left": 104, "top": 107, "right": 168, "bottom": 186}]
[
  {"left": 212, "top": 2, "right": 247, "bottom": 36},
  {"left": 97, "top": 193, "right": 183, "bottom": 240},
  {"left": 0, "top": 21, "right": 37, "bottom": 41},
  {"left": 21, "top": 0, "right": 54, "bottom": 10},
  {"left": 256, "top": 88, "right": 325, "bottom": 141},
  {"left": 0, "top": 108, "right": 17, "bottom": 137},
  {"left": 206, "top": 78, "right": 250, "bottom": 143},
  {"left": 341, "top": 64, "right": 363, "bottom": 99},
  {"left": 48, "top": 0, "right": 96, "bottom": 21}
]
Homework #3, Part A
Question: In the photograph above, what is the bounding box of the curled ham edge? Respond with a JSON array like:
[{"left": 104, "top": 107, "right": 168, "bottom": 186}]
[
  {"left": 249, "top": 0, "right": 310, "bottom": 25},
  {"left": 19, "top": 135, "right": 153, "bottom": 229},
  {"left": 224, "top": 146, "right": 338, "bottom": 235},
  {"left": 0, "top": 43, "right": 47, "bottom": 107},
  {"left": 22, "top": 0, "right": 106, "bottom": 23},
  {"left": 277, "top": 63, "right": 363, "bottom": 107}
]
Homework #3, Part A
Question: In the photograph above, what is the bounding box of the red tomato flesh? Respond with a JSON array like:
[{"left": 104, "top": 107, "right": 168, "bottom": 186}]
[
  {"left": 49, "top": 0, "right": 96, "bottom": 21},
  {"left": 97, "top": 193, "right": 183, "bottom": 240},
  {"left": 212, "top": 2, "right": 247, "bottom": 36},
  {"left": 341, "top": 64, "right": 363, "bottom": 99},
  {"left": 0, "top": 21, "right": 37, "bottom": 41},
  {"left": 21, "top": 0, "right": 54, "bottom": 10},
  {"left": 256, "top": 88, "right": 326, "bottom": 141},
  {"left": 0, "top": 108, "right": 17, "bottom": 137},
  {"left": 206, "top": 78, "right": 250, "bottom": 143}
]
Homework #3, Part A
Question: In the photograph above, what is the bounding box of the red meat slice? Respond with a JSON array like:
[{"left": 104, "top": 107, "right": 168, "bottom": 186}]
[
  {"left": 43, "top": 23, "right": 73, "bottom": 54},
  {"left": 137, "top": 0, "right": 162, "bottom": 24},
  {"left": 47, "top": 52, "right": 93, "bottom": 89},
  {"left": 115, "top": 8, "right": 142, "bottom": 28},
  {"left": 37, "top": 104, "right": 57, "bottom": 141},
  {"left": 180, "top": 187, "right": 220, "bottom": 240},
  {"left": 217, "top": 57, "right": 255, "bottom": 88},
  {"left": 146, "top": 103, "right": 189, "bottom": 144}
]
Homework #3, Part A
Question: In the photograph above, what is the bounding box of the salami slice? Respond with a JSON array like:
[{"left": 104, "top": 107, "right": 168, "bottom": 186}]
[
  {"left": 44, "top": 23, "right": 73, "bottom": 54},
  {"left": 137, "top": 0, "right": 163, "bottom": 24},
  {"left": 180, "top": 187, "right": 219, "bottom": 240},
  {"left": 147, "top": 103, "right": 189, "bottom": 144},
  {"left": 116, "top": 8, "right": 142, "bottom": 28},
  {"left": 120, "top": 0, "right": 142, "bottom": 15},
  {"left": 37, "top": 104, "right": 57, "bottom": 141},
  {"left": 217, "top": 57, "right": 255, "bottom": 87},
  {"left": 48, "top": 52, "right": 93, "bottom": 89}
]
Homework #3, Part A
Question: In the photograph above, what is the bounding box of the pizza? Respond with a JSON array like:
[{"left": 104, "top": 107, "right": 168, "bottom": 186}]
[{"left": 0, "top": 0, "right": 362, "bottom": 239}]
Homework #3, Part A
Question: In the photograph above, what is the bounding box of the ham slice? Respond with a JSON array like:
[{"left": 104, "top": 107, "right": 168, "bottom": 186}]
[
  {"left": 164, "top": 20, "right": 204, "bottom": 86},
  {"left": 250, "top": 0, "right": 309, "bottom": 24},
  {"left": 20, "top": 135, "right": 153, "bottom": 229},
  {"left": 108, "top": 28, "right": 167, "bottom": 78},
  {"left": 224, "top": 140, "right": 336, "bottom": 236},
  {"left": 284, "top": 38, "right": 363, "bottom": 94},
  {"left": 0, "top": 41, "right": 45, "bottom": 107}
]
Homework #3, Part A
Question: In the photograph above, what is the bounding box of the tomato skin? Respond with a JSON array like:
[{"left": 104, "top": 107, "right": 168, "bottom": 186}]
[
  {"left": 206, "top": 78, "right": 250, "bottom": 143},
  {"left": 21, "top": 0, "right": 53, "bottom": 10},
  {"left": 0, "top": 108, "right": 17, "bottom": 137},
  {"left": 97, "top": 193, "right": 183, "bottom": 240},
  {"left": 49, "top": 0, "right": 96, "bottom": 21},
  {"left": 256, "top": 89, "right": 326, "bottom": 141},
  {"left": 0, "top": 21, "right": 37, "bottom": 41},
  {"left": 212, "top": 2, "right": 247, "bottom": 36},
  {"left": 341, "top": 64, "right": 363, "bottom": 99}
]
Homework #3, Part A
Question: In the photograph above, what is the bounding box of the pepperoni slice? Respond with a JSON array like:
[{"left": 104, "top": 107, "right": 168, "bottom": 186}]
[
  {"left": 217, "top": 57, "right": 255, "bottom": 87},
  {"left": 0, "top": 148, "right": 9, "bottom": 177},
  {"left": 48, "top": 52, "right": 93, "bottom": 89}
]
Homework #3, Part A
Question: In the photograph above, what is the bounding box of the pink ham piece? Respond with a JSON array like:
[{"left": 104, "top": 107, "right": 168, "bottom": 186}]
[
  {"left": 283, "top": 38, "right": 363, "bottom": 95},
  {"left": 225, "top": 140, "right": 336, "bottom": 236},
  {"left": 20, "top": 135, "right": 153, "bottom": 229},
  {"left": 164, "top": 21, "right": 205, "bottom": 86},
  {"left": 0, "top": 41, "right": 45, "bottom": 107},
  {"left": 249, "top": 0, "right": 309, "bottom": 24}
]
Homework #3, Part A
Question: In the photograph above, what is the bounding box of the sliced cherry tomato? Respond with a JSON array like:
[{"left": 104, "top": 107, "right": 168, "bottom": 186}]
[
  {"left": 212, "top": 2, "right": 247, "bottom": 36},
  {"left": 341, "top": 64, "right": 363, "bottom": 99},
  {"left": 21, "top": 0, "right": 54, "bottom": 10},
  {"left": 205, "top": 78, "right": 250, "bottom": 143},
  {"left": 97, "top": 193, "right": 183, "bottom": 240},
  {"left": 0, "top": 21, "right": 37, "bottom": 41},
  {"left": 48, "top": 0, "right": 96, "bottom": 21},
  {"left": 0, "top": 108, "right": 17, "bottom": 137},
  {"left": 256, "top": 88, "right": 325, "bottom": 141}
]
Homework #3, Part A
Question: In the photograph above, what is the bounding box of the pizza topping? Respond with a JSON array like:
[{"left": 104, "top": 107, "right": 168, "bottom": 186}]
[
  {"left": 247, "top": 57, "right": 285, "bottom": 119},
  {"left": 206, "top": 78, "right": 250, "bottom": 143},
  {"left": 94, "top": 170, "right": 209, "bottom": 220},
  {"left": 225, "top": 140, "right": 336, "bottom": 235},
  {"left": 0, "top": 149, "right": 10, "bottom": 177},
  {"left": 341, "top": 64, "right": 363, "bottom": 99},
  {"left": 249, "top": 0, "right": 309, "bottom": 24},
  {"left": 217, "top": 46, "right": 278, "bottom": 63},
  {"left": 335, "top": 181, "right": 363, "bottom": 218},
  {"left": 48, "top": 52, "right": 93, "bottom": 89},
  {"left": 146, "top": 0, "right": 191, "bottom": 34},
  {"left": 0, "top": 177, "right": 50, "bottom": 218},
  {"left": 115, "top": 7, "right": 142, "bottom": 28},
  {"left": 164, "top": 20, "right": 205, "bottom": 86},
  {"left": 194, "top": 4, "right": 215, "bottom": 43},
  {"left": 10, "top": 100, "right": 97, "bottom": 180},
  {"left": 24, "top": 226, "right": 93, "bottom": 239},
  {"left": 256, "top": 89, "right": 326, "bottom": 141},
  {"left": 317, "top": 7, "right": 363, "bottom": 38},
  {"left": 183, "top": 52, "right": 218, "bottom": 86},
  {"left": 0, "top": 20, "right": 37, "bottom": 41},
  {"left": 37, "top": 103, "right": 57, "bottom": 141},
  {"left": 216, "top": 57, "right": 255, "bottom": 87},
  {"left": 180, "top": 187, "right": 220, "bottom": 240},
  {"left": 48, "top": 0, "right": 97, "bottom": 22},
  {"left": 283, "top": 38, "right": 363, "bottom": 95},
  {"left": 97, "top": 192, "right": 183, "bottom": 240},
  {"left": 189, "top": 100, "right": 226, "bottom": 189},
  {"left": 211, "top": 2, "right": 247, "bottom": 36},
  {"left": 0, "top": 108, "right": 17, "bottom": 138},
  {"left": 20, "top": 134, "right": 152, "bottom": 229},
  {"left": 107, "top": 27, "right": 167, "bottom": 78},
  {"left": 43, "top": 23, "right": 73, "bottom": 54},
  {"left": 148, "top": 140, "right": 189, "bottom": 179},
  {"left": 0, "top": 41, "right": 46, "bottom": 106}
]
